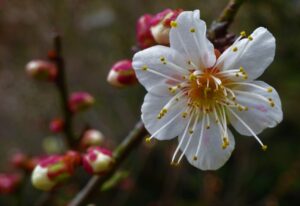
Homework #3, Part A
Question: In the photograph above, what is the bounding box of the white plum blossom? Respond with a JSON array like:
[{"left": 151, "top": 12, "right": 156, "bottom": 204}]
[{"left": 132, "top": 10, "right": 283, "bottom": 170}]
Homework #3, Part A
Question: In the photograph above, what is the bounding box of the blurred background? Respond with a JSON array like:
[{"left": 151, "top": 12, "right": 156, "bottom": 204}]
[{"left": 0, "top": 0, "right": 300, "bottom": 205}]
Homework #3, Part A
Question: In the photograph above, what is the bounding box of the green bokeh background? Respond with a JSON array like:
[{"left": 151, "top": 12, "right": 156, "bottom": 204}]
[{"left": 0, "top": 0, "right": 299, "bottom": 205}]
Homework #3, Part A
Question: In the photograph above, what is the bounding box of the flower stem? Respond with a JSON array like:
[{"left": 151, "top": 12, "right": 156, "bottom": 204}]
[
  {"left": 51, "top": 34, "right": 76, "bottom": 148},
  {"left": 68, "top": 120, "right": 147, "bottom": 206}
]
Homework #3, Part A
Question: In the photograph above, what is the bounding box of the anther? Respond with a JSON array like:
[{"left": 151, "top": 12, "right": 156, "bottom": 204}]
[
  {"left": 182, "top": 112, "right": 188, "bottom": 118},
  {"left": 141, "top": 65, "right": 148, "bottom": 71},
  {"left": 262, "top": 145, "right": 268, "bottom": 151},
  {"left": 193, "top": 156, "right": 198, "bottom": 161},
  {"left": 160, "top": 57, "right": 166, "bottom": 64},
  {"left": 232, "top": 47, "right": 238, "bottom": 52},
  {"left": 145, "top": 137, "right": 151, "bottom": 143},
  {"left": 248, "top": 36, "right": 253, "bottom": 41},
  {"left": 240, "top": 31, "right": 246, "bottom": 37},
  {"left": 170, "top": 21, "right": 178, "bottom": 28},
  {"left": 267, "top": 87, "right": 273, "bottom": 93},
  {"left": 189, "top": 129, "right": 194, "bottom": 134},
  {"left": 168, "top": 87, "right": 176, "bottom": 94},
  {"left": 190, "top": 28, "right": 196, "bottom": 33},
  {"left": 189, "top": 74, "right": 197, "bottom": 81}
]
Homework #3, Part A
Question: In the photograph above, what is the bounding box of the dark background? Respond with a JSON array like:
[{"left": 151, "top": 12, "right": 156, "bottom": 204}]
[{"left": 0, "top": 0, "right": 299, "bottom": 205}]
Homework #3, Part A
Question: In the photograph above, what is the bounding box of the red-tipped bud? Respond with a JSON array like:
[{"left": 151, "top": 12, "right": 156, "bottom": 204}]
[
  {"left": 150, "top": 9, "right": 182, "bottom": 45},
  {"left": 81, "top": 129, "right": 104, "bottom": 149},
  {"left": 68, "top": 92, "right": 95, "bottom": 113},
  {"left": 107, "top": 60, "right": 137, "bottom": 88},
  {"left": 136, "top": 14, "right": 156, "bottom": 49},
  {"left": 25, "top": 60, "right": 57, "bottom": 81},
  {"left": 31, "top": 155, "right": 77, "bottom": 191},
  {"left": 49, "top": 118, "right": 64, "bottom": 133},
  {"left": 0, "top": 173, "right": 22, "bottom": 194},
  {"left": 82, "top": 147, "right": 114, "bottom": 175}
]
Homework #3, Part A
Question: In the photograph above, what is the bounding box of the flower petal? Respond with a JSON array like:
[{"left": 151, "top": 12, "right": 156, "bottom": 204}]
[
  {"left": 142, "top": 92, "right": 189, "bottom": 140},
  {"left": 217, "top": 27, "right": 275, "bottom": 80},
  {"left": 178, "top": 120, "right": 235, "bottom": 170},
  {"left": 170, "top": 10, "right": 216, "bottom": 69},
  {"left": 228, "top": 81, "right": 283, "bottom": 136},
  {"left": 132, "top": 45, "right": 190, "bottom": 96}
]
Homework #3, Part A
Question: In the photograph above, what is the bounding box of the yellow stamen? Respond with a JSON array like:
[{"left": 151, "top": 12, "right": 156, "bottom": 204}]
[
  {"left": 262, "top": 145, "right": 268, "bottom": 151},
  {"left": 170, "top": 21, "right": 178, "bottom": 28},
  {"left": 240, "top": 31, "right": 246, "bottom": 37},
  {"left": 190, "top": 28, "right": 196, "bottom": 33}
]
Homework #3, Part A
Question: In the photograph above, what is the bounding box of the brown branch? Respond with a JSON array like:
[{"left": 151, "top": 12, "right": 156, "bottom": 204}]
[
  {"left": 50, "top": 34, "right": 76, "bottom": 148},
  {"left": 68, "top": 120, "right": 147, "bottom": 206},
  {"left": 209, "top": 0, "right": 247, "bottom": 39}
]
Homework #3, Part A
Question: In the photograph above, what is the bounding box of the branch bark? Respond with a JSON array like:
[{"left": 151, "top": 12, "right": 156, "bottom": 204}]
[
  {"left": 68, "top": 120, "right": 147, "bottom": 206},
  {"left": 209, "top": 0, "right": 247, "bottom": 39},
  {"left": 51, "top": 34, "right": 76, "bottom": 148}
]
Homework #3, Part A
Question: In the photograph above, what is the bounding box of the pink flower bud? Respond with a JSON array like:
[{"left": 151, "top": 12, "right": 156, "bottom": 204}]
[
  {"left": 136, "top": 14, "right": 156, "bottom": 49},
  {"left": 49, "top": 118, "right": 64, "bottom": 133},
  {"left": 150, "top": 9, "right": 182, "bottom": 45},
  {"left": 81, "top": 129, "right": 105, "bottom": 148},
  {"left": 82, "top": 147, "right": 114, "bottom": 175},
  {"left": 25, "top": 60, "right": 57, "bottom": 81},
  {"left": 107, "top": 60, "right": 137, "bottom": 88},
  {"left": 68, "top": 92, "right": 95, "bottom": 113},
  {"left": 0, "top": 173, "right": 22, "bottom": 194},
  {"left": 31, "top": 155, "right": 76, "bottom": 191}
]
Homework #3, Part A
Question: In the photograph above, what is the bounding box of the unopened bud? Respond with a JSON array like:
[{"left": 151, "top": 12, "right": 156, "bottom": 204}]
[
  {"left": 68, "top": 92, "right": 95, "bottom": 113},
  {"left": 31, "top": 155, "right": 76, "bottom": 191},
  {"left": 49, "top": 118, "right": 64, "bottom": 133},
  {"left": 25, "top": 60, "right": 57, "bottom": 81},
  {"left": 0, "top": 173, "right": 22, "bottom": 194},
  {"left": 136, "top": 14, "right": 156, "bottom": 49},
  {"left": 150, "top": 9, "right": 182, "bottom": 45},
  {"left": 81, "top": 129, "right": 104, "bottom": 148},
  {"left": 107, "top": 60, "right": 137, "bottom": 88},
  {"left": 82, "top": 147, "right": 114, "bottom": 175}
]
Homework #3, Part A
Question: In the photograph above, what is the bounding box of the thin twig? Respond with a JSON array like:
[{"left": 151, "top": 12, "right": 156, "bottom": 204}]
[
  {"left": 51, "top": 34, "right": 76, "bottom": 148},
  {"left": 209, "top": 0, "right": 247, "bottom": 39},
  {"left": 68, "top": 120, "right": 147, "bottom": 206}
]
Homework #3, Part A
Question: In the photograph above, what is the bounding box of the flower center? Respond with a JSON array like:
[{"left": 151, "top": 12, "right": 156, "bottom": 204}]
[{"left": 186, "top": 68, "right": 230, "bottom": 112}]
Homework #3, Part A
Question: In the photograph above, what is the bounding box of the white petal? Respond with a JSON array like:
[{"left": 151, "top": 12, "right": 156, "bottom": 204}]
[
  {"left": 178, "top": 120, "right": 235, "bottom": 170},
  {"left": 132, "top": 45, "right": 190, "bottom": 96},
  {"left": 170, "top": 10, "right": 216, "bottom": 69},
  {"left": 228, "top": 81, "right": 283, "bottom": 136},
  {"left": 141, "top": 92, "right": 189, "bottom": 140},
  {"left": 217, "top": 27, "right": 275, "bottom": 80}
]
